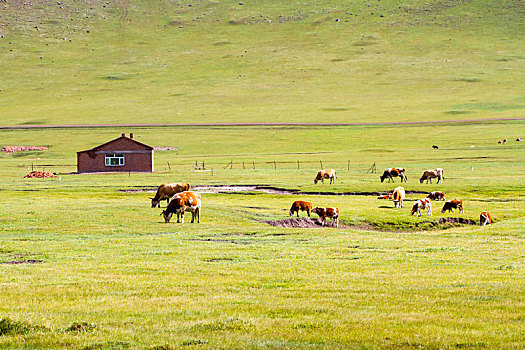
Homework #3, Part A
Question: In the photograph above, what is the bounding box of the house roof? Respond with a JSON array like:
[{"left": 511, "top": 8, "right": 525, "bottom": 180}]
[{"left": 77, "top": 135, "right": 153, "bottom": 154}]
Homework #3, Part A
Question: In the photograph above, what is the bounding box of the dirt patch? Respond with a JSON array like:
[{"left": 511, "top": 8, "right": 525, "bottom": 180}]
[
  {"left": 265, "top": 217, "right": 478, "bottom": 231},
  {"left": 119, "top": 185, "right": 429, "bottom": 197},
  {"left": 153, "top": 146, "right": 179, "bottom": 151},
  {"left": 23, "top": 171, "right": 57, "bottom": 178},
  {"left": 186, "top": 238, "right": 253, "bottom": 245},
  {"left": 265, "top": 217, "right": 344, "bottom": 229},
  {"left": 438, "top": 217, "right": 477, "bottom": 225},
  {"left": 1, "top": 146, "right": 47, "bottom": 153},
  {"left": 2, "top": 259, "right": 44, "bottom": 265}
]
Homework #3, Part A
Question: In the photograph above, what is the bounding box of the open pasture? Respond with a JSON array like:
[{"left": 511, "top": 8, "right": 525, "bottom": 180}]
[
  {"left": 1, "top": 0, "right": 525, "bottom": 348},
  {"left": 1, "top": 122, "right": 524, "bottom": 349}
]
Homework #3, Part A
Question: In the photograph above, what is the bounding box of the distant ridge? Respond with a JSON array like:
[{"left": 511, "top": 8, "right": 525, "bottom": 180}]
[{"left": 1, "top": 118, "right": 523, "bottom": 130}]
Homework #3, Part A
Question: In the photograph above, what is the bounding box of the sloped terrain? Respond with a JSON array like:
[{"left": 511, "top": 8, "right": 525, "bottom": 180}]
[{"left": 0, "top": 0, "right": 523, "bottom": 125}]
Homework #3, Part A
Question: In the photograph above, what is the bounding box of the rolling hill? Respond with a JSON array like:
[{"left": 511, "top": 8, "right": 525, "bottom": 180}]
[{"left": 0, "top": 0, "right": 524, "bottom": 126}]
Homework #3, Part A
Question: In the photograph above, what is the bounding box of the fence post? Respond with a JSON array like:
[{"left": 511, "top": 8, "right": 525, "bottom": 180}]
[
  {"left": 347, "top": 160, "right": 350, "bottom": 171},
  {"left": 320, "top": 160, "right": 323, "bottom": 169},
  {"left": 243, "top": 161, "right": 245, "bottom": 169},
  {"left": 253, "top": 161, "right": 255, "bottom": 169},
  {"left": 274, "top": 160, "right": 277, "bottom": 169},
  {"left": 297, "top": 160, "right": 300, "bottom": 170},
  {"left": 167, "top": 162, "right": 171, "bottom": 171}
]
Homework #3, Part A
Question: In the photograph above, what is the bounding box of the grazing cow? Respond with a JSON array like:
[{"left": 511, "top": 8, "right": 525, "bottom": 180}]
[
  {"left": 150, "top": 182, "right": 191, "bottom": 208},
  {"left": 380, "top": 168, "right": 407, "bottom": 183},
  {"left": 432, "top": 145, "right": 439, "bottom": 149},
  {"left": 441, "top": 199, "right": 464, "bottom": 214},
  {"left": 289, "top": 200, "right": 312, "bottom": 218},
  {"left": 498, "top": 139, "right": 507, "bottom": 144},
  {"left": 480, "top": 211, "right": 493, "bottom": 226},
  {"left": 411, "top": 198, "right": 432, "bottom": 217},
  {"left": 392, "top": 186, "right": 405, "bottom": 208},
  {"left": 427, "top": 191, "right": 446, "bottom": 201},
  {"left": 312, "top": 207, "right": 339, "bottom": 227},
  {"left": 377, "top": 193, "right": 393, "bottom": 200},
  {"left": 160, "top": 191, "right": 201, "bottom": 223},
  {"left": 517, "top": 138, "right": 523, "bottom": 142},
  {"left": 314, "top": 169, "right": 337, "bottom": 184},
  {"left": 420, "top": 168, "right": 444, "bottom": 184}
]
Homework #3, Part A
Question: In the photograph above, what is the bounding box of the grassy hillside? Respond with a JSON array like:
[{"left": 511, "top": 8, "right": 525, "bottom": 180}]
[{"left": 1, "top": 0, "right": 524, "bottom": 125}]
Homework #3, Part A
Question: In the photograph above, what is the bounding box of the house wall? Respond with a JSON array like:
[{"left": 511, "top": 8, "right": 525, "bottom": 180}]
[
  {"left": 77, "top": 137, "right": 153, "bottom": 173},
  {"left": 77, "top": 152, "right": 153, "bottom": 173}
]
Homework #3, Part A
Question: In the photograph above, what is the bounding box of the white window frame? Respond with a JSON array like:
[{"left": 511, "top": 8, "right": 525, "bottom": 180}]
[{"left": 105, "top": 153, "right": 125, "bottom": 167}]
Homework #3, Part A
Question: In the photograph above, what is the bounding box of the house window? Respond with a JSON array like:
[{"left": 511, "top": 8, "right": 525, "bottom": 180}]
[{"left": 105, "top": 153, "right": 125, "bottom": 166}]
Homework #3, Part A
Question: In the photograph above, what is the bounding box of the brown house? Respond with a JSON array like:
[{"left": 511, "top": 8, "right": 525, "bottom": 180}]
[{"left": 77, "top": 133, "right": 153, "bottom": 173}]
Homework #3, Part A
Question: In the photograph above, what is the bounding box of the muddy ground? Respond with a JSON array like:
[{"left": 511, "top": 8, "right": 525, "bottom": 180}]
[
  {"left": 125, "top": 185, "right": 478, "bottom": 231},
  {"left": 121, "top": 184, "right": 429, "bottom": 197},
  {"left": 265, "top": 217, "right": 478, "bottom": 231},
  {"left": 265, "top": 217, "right": 343, "bottom": 229},
  {"left": 1, "top": 259, "right": 44, "bottom": 265}
]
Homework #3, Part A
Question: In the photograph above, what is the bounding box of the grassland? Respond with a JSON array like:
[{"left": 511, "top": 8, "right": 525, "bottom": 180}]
[
  {"left": 1, "top": 0, "right": 525, "bottom": 349},
  {"left": 1, "top": 121, "right": 524, "bottom": 349}
]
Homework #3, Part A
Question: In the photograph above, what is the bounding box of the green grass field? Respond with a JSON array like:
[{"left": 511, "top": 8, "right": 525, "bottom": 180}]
[
  {"left": 1, "top": 122, "right": 524, "bottom": 349},
  {"left": 1, "top": 0, "right": 525, "bottom": 349}
]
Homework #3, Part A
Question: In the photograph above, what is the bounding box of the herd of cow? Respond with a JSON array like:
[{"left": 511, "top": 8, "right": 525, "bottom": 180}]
[
  {"left": 377, "top": 167, "right": 493, "bottom": 226},
  {"left": 148, "top": 167, "right": 494, "bottom": 227}
]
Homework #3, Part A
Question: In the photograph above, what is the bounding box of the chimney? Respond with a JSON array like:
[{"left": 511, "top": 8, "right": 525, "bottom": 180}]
[
  {"left": 121, "top": 133, "right": 125, "bottom": 137},
  {"left": 130, "top": 133, "right": 134, "bottom": 139}
]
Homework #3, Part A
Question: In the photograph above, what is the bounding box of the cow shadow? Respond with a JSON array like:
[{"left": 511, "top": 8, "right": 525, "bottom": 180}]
[{"left": 378, "top": 205, "right": 394, "bottom": 209}]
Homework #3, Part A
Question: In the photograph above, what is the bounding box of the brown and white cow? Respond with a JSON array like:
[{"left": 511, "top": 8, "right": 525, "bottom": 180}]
[
  {"left": 314, "top": 169, "right": 337, "bottom": 184},
  {"left": 498, "top": 139, "right": 507, "bottom": 144},
  {"left": 160, "top": 191, "right": 201, "bottom": 224},
  {"left": 312, "top": 207, "right": 339, "bottom": 227},
  {"left": 380, "top": 168, "right": 407, "bottom": 183},
  {"left": 480, "top": 211, "right": 493, "bottom": 226},
  {"left": 151, "top": 182, "right": 191, "bottom": 208},
  {"left": 427, "top": 191, "right": 446, "bottom": 201},
  {"left": 392, "top": 186, "right": 405, "bottom": 208},
  {"left": 289, "top": 200, "right": 312, "bottom": 218},
  {"left": 377, "top": 193, "right": 393, "bottom": 200},
  {"left": 419, "top": 168, "right": 444, "bottom": 184},
  {"left": 441, "top": 199, "right": 464, "bottom": 214},
  {"left": 411, "top": 198, "right": 432, "bottom": 217}
]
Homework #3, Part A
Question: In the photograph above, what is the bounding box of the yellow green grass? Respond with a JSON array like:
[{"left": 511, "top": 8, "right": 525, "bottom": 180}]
[
  {"left": 1, "top": 0, "right": 525, "bottom": 348},
  {"left": 1, "top": 121, "right": 524, "bottom": 349}
]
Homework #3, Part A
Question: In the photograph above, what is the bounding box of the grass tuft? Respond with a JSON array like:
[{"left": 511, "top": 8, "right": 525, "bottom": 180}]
[
  {"left": 151, "top": 344, "right": 176, "bottom": 350},
  {"left": 64, "top": 321, "right": 96, "bottom": 333},
  {"left": 191, "top": 317, "right": 253, "bottom": 332},
  {"left": 81, "top": 341, "right": 130, "bottom": 350},
  {"left": 180, "top": 339, "right": 208, "bottom": 346},
  {"left": 0, "top": 317, "right": 32, "bottom": 336},
  {"left": 0, "top": 317, "right": 47, "bottom": 336}
]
